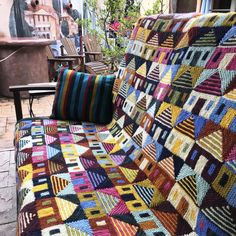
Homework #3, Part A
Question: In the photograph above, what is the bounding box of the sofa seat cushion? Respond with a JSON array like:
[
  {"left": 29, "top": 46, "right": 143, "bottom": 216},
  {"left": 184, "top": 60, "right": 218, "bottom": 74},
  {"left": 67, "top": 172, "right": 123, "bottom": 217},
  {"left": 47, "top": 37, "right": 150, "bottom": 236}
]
[{"left": 16, "top": 118, "right": 169, "bottom": 235}]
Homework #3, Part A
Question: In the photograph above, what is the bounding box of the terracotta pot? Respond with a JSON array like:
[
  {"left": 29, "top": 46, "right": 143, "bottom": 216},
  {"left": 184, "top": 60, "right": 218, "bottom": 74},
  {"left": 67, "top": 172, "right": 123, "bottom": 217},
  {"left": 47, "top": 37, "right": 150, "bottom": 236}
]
[
  {"left": 64, "top": 3, "right": 73, "bottom": 10},
  {"left": 31, "top": 0, "right": 39, "bottom": 8}
]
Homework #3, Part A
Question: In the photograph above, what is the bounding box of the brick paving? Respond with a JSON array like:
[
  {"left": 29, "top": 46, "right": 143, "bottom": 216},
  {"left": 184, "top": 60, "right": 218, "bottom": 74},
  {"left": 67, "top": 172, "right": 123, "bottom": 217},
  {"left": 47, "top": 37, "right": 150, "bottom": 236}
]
[{"left": 0, "top": 95, "right": 54, "bottom": 235}]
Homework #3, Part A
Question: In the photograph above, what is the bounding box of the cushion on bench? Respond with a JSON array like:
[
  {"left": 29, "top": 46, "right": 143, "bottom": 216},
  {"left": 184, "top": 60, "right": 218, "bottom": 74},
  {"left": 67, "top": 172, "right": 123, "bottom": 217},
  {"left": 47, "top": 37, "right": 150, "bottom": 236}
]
[
  {"left": 15, "top": 13, "right": 236, "bottom": 236},
  {"left": 51, "top": 69, "right": 115, "bottom": 123}
]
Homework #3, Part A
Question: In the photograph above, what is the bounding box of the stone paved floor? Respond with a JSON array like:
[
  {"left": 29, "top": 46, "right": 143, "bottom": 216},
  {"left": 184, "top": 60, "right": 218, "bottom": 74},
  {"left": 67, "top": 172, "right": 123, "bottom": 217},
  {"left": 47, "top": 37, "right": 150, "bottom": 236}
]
[{"left": 0, "top": 95, "right": 54, "bottom": 236}]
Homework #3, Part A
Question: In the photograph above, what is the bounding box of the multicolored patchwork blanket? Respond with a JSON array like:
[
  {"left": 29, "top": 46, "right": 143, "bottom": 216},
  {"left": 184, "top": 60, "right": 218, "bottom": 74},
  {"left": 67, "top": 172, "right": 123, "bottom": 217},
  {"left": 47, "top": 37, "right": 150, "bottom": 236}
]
[{"left": 15, "top": 13, "right": 236, "bottom": 235}]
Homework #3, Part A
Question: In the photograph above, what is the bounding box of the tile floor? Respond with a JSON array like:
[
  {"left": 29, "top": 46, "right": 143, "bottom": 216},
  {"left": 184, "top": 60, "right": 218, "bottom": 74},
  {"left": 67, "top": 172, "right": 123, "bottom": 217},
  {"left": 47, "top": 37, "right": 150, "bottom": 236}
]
[{"left": 0, "top": 95, "right": 54, "bottom": 235}]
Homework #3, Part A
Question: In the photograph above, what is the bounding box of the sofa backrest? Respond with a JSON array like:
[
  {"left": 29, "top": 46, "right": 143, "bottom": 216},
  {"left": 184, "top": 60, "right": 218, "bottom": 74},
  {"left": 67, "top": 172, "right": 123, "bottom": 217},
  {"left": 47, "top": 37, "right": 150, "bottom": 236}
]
[{"left": 110, "top": 13, "right": 236, "bottom": 233}]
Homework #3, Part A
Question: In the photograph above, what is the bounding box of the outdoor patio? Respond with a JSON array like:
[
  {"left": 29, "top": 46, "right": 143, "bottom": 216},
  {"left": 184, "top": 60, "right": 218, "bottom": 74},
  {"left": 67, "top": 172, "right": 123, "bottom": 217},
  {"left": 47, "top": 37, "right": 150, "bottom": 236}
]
[
  {"left": 0, "top": 0, "right": 235, "bottom": 235},
  {"left": 0, "top": 95, "right": 54, "bottom": 235}
]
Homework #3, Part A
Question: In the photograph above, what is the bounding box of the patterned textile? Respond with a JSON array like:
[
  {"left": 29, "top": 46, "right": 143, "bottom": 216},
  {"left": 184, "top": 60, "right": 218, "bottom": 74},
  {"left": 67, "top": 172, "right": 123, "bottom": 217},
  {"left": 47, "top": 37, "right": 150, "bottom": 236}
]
[
  {"left": 51, "top": 69, "right": 115, "bottom": 124},
  {"left": 15, "top": 13, "right": 236, "bottom": 236}
]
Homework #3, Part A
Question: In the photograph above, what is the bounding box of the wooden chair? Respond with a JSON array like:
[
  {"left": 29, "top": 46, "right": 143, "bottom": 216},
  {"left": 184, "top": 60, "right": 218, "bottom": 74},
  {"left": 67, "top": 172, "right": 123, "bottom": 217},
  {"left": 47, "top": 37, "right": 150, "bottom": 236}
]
[
  {"left": 61, "top": 36, "right": 108, "bottom": 75},
  {"left": 46, "top": 46, "right": 75, "bottom": 81},
  {"left": 60, "top": 38, "right": 85, "bottom": 72},
  {"left": 23, "top": 47, "right": 76, "bottom": 117},
  {"left": 83, "top": 34, "right": 103, "bottom": 61}
]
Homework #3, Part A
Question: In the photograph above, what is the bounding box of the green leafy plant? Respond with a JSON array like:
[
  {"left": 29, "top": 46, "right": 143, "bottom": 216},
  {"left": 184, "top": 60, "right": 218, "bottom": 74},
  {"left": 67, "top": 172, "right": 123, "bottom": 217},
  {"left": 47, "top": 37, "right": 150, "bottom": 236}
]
[
  {"left": 81, "top": 0, "right": 141, "bottom": 71},
  {"left": 145, "top": 0, "right": 164, "bottom": 15}
]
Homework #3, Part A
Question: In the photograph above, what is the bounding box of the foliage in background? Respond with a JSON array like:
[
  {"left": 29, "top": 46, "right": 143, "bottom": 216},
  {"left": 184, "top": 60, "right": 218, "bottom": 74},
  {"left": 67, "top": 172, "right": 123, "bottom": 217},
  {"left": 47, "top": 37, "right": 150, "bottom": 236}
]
[
  {"left": 78, "top": 0, "right": 141, "bottom": 70},
  {"left": 145, "top": 0, "right": 164, "bottom": 15}
]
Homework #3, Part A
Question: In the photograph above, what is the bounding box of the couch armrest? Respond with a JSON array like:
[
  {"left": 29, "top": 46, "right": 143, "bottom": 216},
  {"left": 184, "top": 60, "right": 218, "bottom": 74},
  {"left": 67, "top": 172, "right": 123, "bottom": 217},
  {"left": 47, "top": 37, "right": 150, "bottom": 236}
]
[
  {"left": 57, "top": 55, "right": 85, "bottom": 59},
  {"left": 84, "top": 52, "right": 102, "bottom": 55},
  {"left": 56, "top": 55, "right": 85, "bottom": 71},
  {"left": 47, "top": 58, "right": 75, "bottom": 70},
  {"left": 9, "top": 83, "right": 56, "bottom": 121},
  {"left": 47, "top": 58, "right": 75, "bottom": 62}
]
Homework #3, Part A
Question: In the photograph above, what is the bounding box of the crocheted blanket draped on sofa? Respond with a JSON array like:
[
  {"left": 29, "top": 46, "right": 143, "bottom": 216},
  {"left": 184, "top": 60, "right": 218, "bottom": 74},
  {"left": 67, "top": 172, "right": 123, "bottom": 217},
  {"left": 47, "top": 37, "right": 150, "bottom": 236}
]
[{"left": 15, "top": 13, "right": 236, "bottom": 236}]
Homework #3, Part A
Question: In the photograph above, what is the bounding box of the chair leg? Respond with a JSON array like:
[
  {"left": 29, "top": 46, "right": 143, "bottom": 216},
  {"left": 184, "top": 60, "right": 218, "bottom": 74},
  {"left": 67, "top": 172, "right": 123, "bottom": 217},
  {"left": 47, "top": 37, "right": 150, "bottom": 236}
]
[
  {"left": 80, "top": 57, "right": 85, "bottom": 72},
  {"left": 68, "top": 61, "right": 73, "bottom": 70},
  {"left": 29, "top": 95, "right": 35, "bottom": 118},
  {"left": 49, "top": 61, "right": 55, "bottom": 82}
]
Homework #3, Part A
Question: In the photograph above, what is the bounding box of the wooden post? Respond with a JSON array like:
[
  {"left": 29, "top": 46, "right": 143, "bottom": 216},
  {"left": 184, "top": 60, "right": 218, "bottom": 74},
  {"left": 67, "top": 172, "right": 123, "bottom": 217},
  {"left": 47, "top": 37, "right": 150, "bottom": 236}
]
[
  {"left": 60, "top": 45, "right": 64, "bottom": 56},
  {"left": 80, "top": 57, "right": 85, "bottom": 72},
  {"left": 196, "top": 0, "right": 202, "bottom": 12},
  {"left": 231, "top": 0, "right": 236, "bottom": 11},
  {"left": 68, "top": 61, "right": 73, "bottom": 70},
  {"left": 169, "top": 0, "right": 173, "bottom": 13},
  {"left": 172, "top": 0, "right": 178, "bottom": 13}
]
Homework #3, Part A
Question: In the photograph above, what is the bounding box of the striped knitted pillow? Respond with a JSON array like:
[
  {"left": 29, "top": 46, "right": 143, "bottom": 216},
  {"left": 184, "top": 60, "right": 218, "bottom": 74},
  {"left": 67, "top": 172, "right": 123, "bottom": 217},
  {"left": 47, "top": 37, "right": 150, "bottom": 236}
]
[{"left": 51, "top": 69, "right": 115, "bottom": 124}]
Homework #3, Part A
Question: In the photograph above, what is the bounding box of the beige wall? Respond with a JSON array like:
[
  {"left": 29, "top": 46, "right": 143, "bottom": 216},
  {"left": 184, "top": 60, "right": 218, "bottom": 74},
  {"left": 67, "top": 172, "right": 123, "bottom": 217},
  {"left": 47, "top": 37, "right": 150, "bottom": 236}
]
[{"left": 0, "top": 0, "right": 13, "bottom": 37}]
